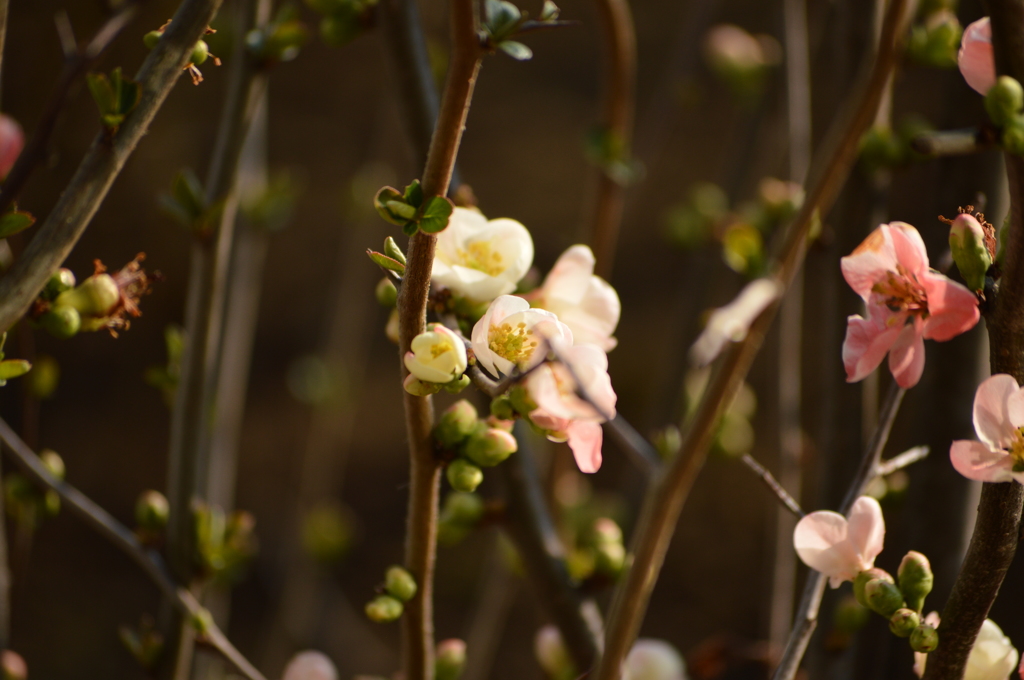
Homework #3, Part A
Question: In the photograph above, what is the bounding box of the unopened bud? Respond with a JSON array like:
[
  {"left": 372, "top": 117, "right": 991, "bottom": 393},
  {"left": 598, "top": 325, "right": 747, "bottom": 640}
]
[
  {"left": 534, "top": 625, "right": 575, "bottom": 680},
  {"left": 1002, "top": 115, "right": 1024, "bottom": 156},
  {"left": 25, "top": 354, "right": 59, "bottom": 399},
  {"left": 910, "top": 623, "right": 939, "bottom": 653},
  {"left": 594, "top": 541, "right": 626, "bottom": 576},
  {"left": 38, "top": 449, "right": 64, "bottom": 481},
  {"left": 38, "top": 305, "right": 81, "bottom": 339},
  {"left": 43, "top": 489, "right": 60, "bottom": 516},
  {"left": 949, "top": 214, "right": 992, "bottom": 291},
  {"left": 624, "top": 639, "right": 687, "bottom": 680},
  {"left": 375, "top": 278, "right": 397, "bottom": 307},
  {"left": 436, "top": 639, "right": 467, "bottom": 680},
  {"left": 143, "top": 30, "right": 162, "bottom": 49},
  {"left": 384, "top": 565, "right": 418, "bottom": 602},
  {"left": 386, "top": 309, "right": 399, "bottom": 344},
  {"left": 447, "top": 459, "right": 484, "bottom": 493},
  {"left": 403, "top": 374, "right": 442, "bottom": 396},
  {"left": 865, "top": 578, "right": 905, "bottom": 618},
  {"left": 464, "top": 428, "right": 517, "bottom": 467},
  {"left": 191, "top": 40, "right": 210, "bottom": 66},
  {"left": 490, "top": 394, "right": 516, "bottom": 420},
  {"left": 2, "top": 650, "right": 27, "bottom": 680},
  {"left": 136, "top": 490, "right": 170, "bottom": 532},
  {"left": 898, "top": 550, "right": 934, "bottom": 612},
  {"left": 444, "top": 374, "right": 471, "bottom": 394},
  {"left": 56, "top": 274, "right": 119, "bottom": 317},
  {"left": 365, "top": 595, "right": 403, "bottom": 623},
  {"left": 591, "top": 518, "right": 623, "bottom": 546},
  {"left": 890, "top": 608, "right": 920, "bottom": 637},
  {"left": 434, "top": 400, "right": 479, "bottom": 448},
  {"left": 43, "top": 268, "right": 76, "bottom": 300},
  {"left": 442, "top": 492, "right": 484, "bottom": 525},
  {"left": 282, "top": 651, "right": 338, "bottom": 680},
  {"left": 853, "top": 567, "right": 894, "bottom": 607},
  {"left": 986, "top": 75, "right": 1024, "bottom": 127}
]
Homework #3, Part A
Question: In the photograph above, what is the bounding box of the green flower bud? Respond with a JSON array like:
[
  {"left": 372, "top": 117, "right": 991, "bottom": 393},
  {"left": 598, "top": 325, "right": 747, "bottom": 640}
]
[
  {"left": 949, "top": 214, "right": 992, "bottom": 292},
  {"left": 384, "top": 565, "right": 418, "bottom": 602},
  {"left": 434, "top": 400, "right": 479, "bottom": 448},
  {"left": 0, "top": 360, "right": 30, "bottom": 382},
  {"left": 42, "top": 268, "right": 76, "bottom": 300},
  {"left": 910, "top": 623, "right": 939, "bottom": 653},
  {"left": 854, "top": 567, "right": 894, "bottom": 607},
  {"left": 135, "top": 490, "right": 170, "bottom": 532},
  {"left": 463, "top": 428, "right": 517, "bottom": 467},
  {"left": 42, "top": 490, "right": 60, "bottom": 517},
  {"left": 833, "top": 595, "right": 870, "bottom": 635},
  {"left": 4, "top": 474, "right": 33, "bottom": 508},
  {"left": 365, "top": 595, "right": 403, "bottom": 623},
  {"left": 898, "top": 550, "right": 934, "bottom": 613},
  {"left": 320, "top": 10, "right": 362, "bottom": 47},
  {"left": 986, "top": 75, "right": 1024, "bottom": 127},
  {"left": 403, "top": 374, "right": 442, "bottom": 396},
  {"left": 441, "top": 492, "right": 484, "bottom": 525},
  {"left": 591, "top": 518, "right": 623, "bottom": 546},
  {"left": 594, "top": 541, "right": 626, "bottom": 577},
  {"left": 191, "top": 40, "right": 210, "bottom": 66},
  {"left": 446, "top": 459, "right": 484, "bottom": 493},
  {"left": 39, "top": 449, "right": 65, "bottom": 481},
  {"left": 865, "top": 578, "right": 905, "bottom": 618},
  {"left": 375, "top": 278, "right": 397, "bottom": 307},
  {"left": 1002, "top": 115, "right": 1024, "bottom": 156},
  {"left": 38, "top": 305, "right": 81, "bottom": 339},
  {"left": 2, "top": 650, "right": 27, "bottom": 680},
  {"left": 490, "top": 394, "right": 516, "bottom": 421},
  {"left": 444, "top": 374, "right": 471, "bottom": 394},
  {"left": 24, "top": 354, "right": 59, "bottom": 399},
  {"left": 436, "top": 639, "right": 467, "bottom": 680},
  {"left": 302, "top": 502, "right": 353, "bottom": 564},
  {"left": 890, "top": 608, "right": 920, "bottom": 637},
  {"left": 508, "top": 385, "right": 537, "bottom": 416},
  {"left": 56, "top": 274, "right": 119, "bottom": 317},
  {"left": 143, "top": 30, "right": 162, "bottom": 50}
]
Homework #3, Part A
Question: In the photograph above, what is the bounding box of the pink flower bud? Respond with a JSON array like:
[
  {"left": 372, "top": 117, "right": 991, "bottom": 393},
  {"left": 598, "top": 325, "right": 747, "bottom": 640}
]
[
  {"left": 0, "top": 114, "right": 23, "bottom": 178},
  {"left": 282, "top": 651, "right": 338, "bottom": 680},
  {"left": 959, "top": 17, "right": 996, "bottom": 95}
]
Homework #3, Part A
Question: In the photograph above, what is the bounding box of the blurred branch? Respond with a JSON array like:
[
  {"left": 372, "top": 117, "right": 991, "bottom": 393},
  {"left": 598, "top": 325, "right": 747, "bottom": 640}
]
[
  {"left": 0, "top": 417, "right": 266, "bottom": 680},
  {"left": 588, "top": 0, "right": 636, "bottom": 278},
  {"left": 772, "top": 382, "right": 905, "bottom": 680},
  {"left": 910, "top": 128, "right": 997, "bottom": 157},
  {"left": 874, "top": 445, "right": 929, "bottom": 477},
  {"left": 397, "top": 0, "right": 482, "bottom": 677},
  {"left": 739, "top": 454, "right": 804, "bottom": 519},
  {"left": 592, "top": 0, "right": 915, "bottom": 676},
  {"left": 0, "top": 0, "right": 219, "bottom": 335}
]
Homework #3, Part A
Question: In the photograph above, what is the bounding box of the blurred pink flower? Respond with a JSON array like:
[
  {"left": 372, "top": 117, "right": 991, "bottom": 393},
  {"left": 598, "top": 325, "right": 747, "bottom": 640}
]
[
  {"left": 793, "top": 496, "right": 885, "bottom": 588},
  {"left": 841, "top": 222, "right": 979, "bottom": 388},
  {"left": 951, "top": 374, "right": 1024, "bottom": 484},
  {"left": 282, "top": 651, "right": 337, "bottom": 680},
  {"left": 0, "top": 114, "right": 23, "bottom": 178},
  {"left": 959, "top": 17, "right": 996, "bottom": 95}
]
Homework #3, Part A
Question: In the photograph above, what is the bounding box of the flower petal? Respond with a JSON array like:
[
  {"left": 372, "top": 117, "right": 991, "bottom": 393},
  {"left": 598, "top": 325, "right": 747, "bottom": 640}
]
[
  {"left": 973, "top": 374, "right": 1022, "bottom": 450},
  {"left": 950, "top": 439, "right": 1016, "bottom": 483},
  {"left": 793, "top": 510, "right": 859, "bottom": 586},
  {"left": 691, "top": 278, "right": 782, "bottom": 366},
  {"left": 959, "top": 17, "right": 995, "bottom": 95},
  {"left": 843, "top": 314, "right": 900, "bottom": 383},
  {"left": 846, "top": 496, "right": 885, "bottom": 571},
  {"left": 542, "top": 245, "right": 596, "bottom": 304},
  {"left": 841, "top": 226, "right": 898, "bottom": 300},
  {"left": 888, "top": 222, "right": 931, "bottom": 278},
  {"left": 922, "top": 272, "right": 980, "bottom": 341},
  {"left": 566, "top": 420, "right": 604, "bottom": 473},
  {"left": 888, "top": 322, "right": 926, "bottom": 388}
]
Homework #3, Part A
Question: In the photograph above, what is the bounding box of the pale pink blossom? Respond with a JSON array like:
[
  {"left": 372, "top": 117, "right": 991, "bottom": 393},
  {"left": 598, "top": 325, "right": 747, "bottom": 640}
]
[
  {"left": 527, "top": 245, "right": 621, "bottom": 351},
  {"left": 841, "top": 222, "right": 979, "bottom": 389},
  {"left": 624, "top": 639, "right": 688, "bottom": 680},
  {"left": 950, "top": 374, "right": 1024, "bottom": 484},
  {"left": 471, "top": 295, "right": 572, "bottom": 379},
  {"left": 915, "top": 613, "right": 1018, "bottom": 680},
  {"left": 690, "top": 278, "right": 781, "bottom": 367},
  {"left": 432, "top": 207, "right": 533, "bottom": 302},
  {"left": 282, "top": 651, "right": 338, "bottom": 680},
  {"left": 525, "top": 342, "right": 616, "bottom": 473},
  {"left": 793, "top": 496, "right": 885, "bottom": 588},
  {"left": 959, "top": 17, "right": 996, "bottom": 95}
]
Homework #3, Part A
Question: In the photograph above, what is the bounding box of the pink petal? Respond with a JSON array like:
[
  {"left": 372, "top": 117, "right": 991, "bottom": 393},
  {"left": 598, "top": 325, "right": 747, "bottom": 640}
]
[
  {"left": 843, "top": 314, "right": 900, "bottom": 383},
  {"left": 543, "top": 245, "right": 596, "bottom": 303},
  {"left": 888, "top": 322, "right": 926, "bottom": 388},
  {"left": 846, "top": 496, "right": 885, "bottom": 570},
  {"left": 282, "top": 651, "right": 338, "bottom": 680},
  {"left": 841, "top": 226, "right": 898, "bottom": 300},
  {"left": 950, "top": 439, "right": 1016, "bottom": 483},
  {"left": 0, "top": 115, "right": 23, "bottom": 178},
  {"left": 959, "top": 17, "right": 996, "bottom": 95},
  {"left": 921, "top": 272, "right": 980, "bottom": 341},
  {"left": 973, "top": 374, "right": 1022, "bottom": 450},
  {"left": 1008, "top": 388, "right": 1024, "bottom": 430},
  {"left": 888, "top": 222, "right": 931, "bottom": 278},
  {"left": 566, "top": 421, "right": 604, "bottom": 473},
  {"left": 793, "top": 510, "right": 859, "bottom": 587}
]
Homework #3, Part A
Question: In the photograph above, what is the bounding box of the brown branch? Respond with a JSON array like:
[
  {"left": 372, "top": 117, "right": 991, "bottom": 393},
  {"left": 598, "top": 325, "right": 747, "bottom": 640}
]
[{"left": 740, "top": 454, "right": 804, "bottom": 519}]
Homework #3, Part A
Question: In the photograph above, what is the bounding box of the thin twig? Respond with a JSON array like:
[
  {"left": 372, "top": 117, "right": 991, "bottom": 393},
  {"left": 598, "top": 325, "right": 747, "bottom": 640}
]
[
  {"left": 740, "top": 454, "right": 804, "bottom": 519},
  {"left": 910, "top": 128, "right": 996, "bottom": 157},
  {"left": 874, "top": 445, "right": 929, "bottom": 477},
  {"left": 772, "top": 382, "right": 905, "bottom": 680},
  {"left": 591, "top": 1, "right": 915, "bottom": 677},
  {"left": 0, "top": 418, "right": 266, "bottom": 680},
  {"left": 0, "top": 0, "right": 222, "bottom": 335}
]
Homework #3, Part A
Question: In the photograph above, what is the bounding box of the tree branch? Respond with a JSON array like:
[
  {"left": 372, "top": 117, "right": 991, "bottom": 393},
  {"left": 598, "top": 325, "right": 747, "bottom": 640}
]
[{"left": 739, "top": 454, "right": 804, "bottom": 519}]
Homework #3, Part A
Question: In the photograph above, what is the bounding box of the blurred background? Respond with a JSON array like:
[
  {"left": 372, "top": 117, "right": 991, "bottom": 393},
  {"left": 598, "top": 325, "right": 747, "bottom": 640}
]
[{"left": 0, "top": 0, "right": 1014, "bottom": 677}]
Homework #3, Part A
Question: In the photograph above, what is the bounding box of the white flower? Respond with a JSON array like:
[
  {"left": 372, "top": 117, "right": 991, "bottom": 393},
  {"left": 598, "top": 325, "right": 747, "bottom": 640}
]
[
  {"left": 792, "top": 496, "right": 885, "bottom": 588},
  {"left": 690, "top": 278, "right": 782, "bottom": 367},
  {"left": 530, "top": 245, "right": 621, "bottom": 351},
  {"left": 404, "top": 324, "right": 468, "bottom": 383},
  {"left": 914, "top": 615, "right": 1018, "bottom": 680},
  {"left": 471, "top": 295, "right": 572, "bottom": 378},
  {"left": 282, "top": 651, "right": 338, "bottom": 680},
  {"left": 432, "top": 207, "right": 534, "bottom": 301},
  {"left": 625, "top": 639, "right": 688, "bottom": 680}
]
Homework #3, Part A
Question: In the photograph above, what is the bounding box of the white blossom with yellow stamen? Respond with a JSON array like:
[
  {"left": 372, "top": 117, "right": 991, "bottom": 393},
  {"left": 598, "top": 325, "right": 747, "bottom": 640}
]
[
  {"left": 432, "top": 207, "right": 533, "bottom": 302},
  {"left": 471, "top": 295, "right": 572, "bottom": 379},
  {"left": 404, "top": 324, "right": 468, "bottom": 383}
]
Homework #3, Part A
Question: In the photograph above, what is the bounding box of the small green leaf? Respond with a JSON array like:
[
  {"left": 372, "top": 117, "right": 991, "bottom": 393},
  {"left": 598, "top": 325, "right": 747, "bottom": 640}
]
[
  {"left": 540, "top": 0, "right": 560, "bottom": 21},
  {"left": 486, "top": 0, "right": 523, "bottom": 40},
  {"left": 384, "top": 236, "right": 407, "bottom": 264},
  {"left": 402, "top": 221, "right": 419, "bottom": 236},
  {"left": 418, "top": 196, "right": 454, "bottom": 234},
  {"left": 367, "top": 249, "right": 407, "bottom": 274},
  {"left": 173, "top": 170, "right": 206, "bottom": 217},
  {"left": 374, "top": 186, "right": 406, "bottom": 225},
  {"left": 498, "top": 40, "right": 532, "bottom": 60},
  {"left": 0, "top": 359, "right": 31, "bottom": 382},
  {"left": 403, "top": 179, "right": 423, "bottom": 208},
  {"left": 118, "top": 77, "right": 141, "bottom": 118},
  {"left": 385, "top": 200, "right": 418, "bottom": 221},
  {"left": 0, "top": 210, "right": 36, "bottom": 239},
  {"left": 87, "top": 73, "right": 117, "bottom": 116}
]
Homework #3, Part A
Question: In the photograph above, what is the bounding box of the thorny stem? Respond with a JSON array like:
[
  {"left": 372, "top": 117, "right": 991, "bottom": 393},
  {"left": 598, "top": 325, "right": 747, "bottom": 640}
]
[
  {"left": 0, "top": 418, "right": 266, "bottom": 680},
  {"left": 397, "top": 0, "right": 481, "bottom": 677},
  {"left": 0, "top": 0, "right": 221, "bottom": 335},
  {"left": 588, "top": 0, "right": 636, "bottom": 279},
  {"left": 591, "top": 1, "right": 915, "bottom": 677},
  {"left": 923, "top": 2, "right": 1024, "bottom": 677}
]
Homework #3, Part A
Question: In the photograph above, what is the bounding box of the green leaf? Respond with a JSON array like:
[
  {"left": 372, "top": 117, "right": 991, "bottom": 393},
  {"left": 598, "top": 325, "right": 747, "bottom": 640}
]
[
  {"left": 418, "top": 196, "right": 454, "bottom": 234},
  {"left": 117, "top": 76, "right": 141, "bottom": 118},
  {"left": 383, "top": 236, "right": 407, "bottom": 264},
  {"left": 374, "top": 186, "right": 406, "bottom": 225},
  {"left": 0, "top": 359, "right": 31, "bottom": 382},
  {"left": 402, "top": 179, "right": 423, "bottom": 207},
  {"left": 367, "top": 249, "right": 406, "bottom": 273},
  {"left": 486, "top": 0, "right": 522, "bottom": 40},
  {"left": 0, "top": 210, "right": 35, "bottom": 239},
  {"left": 402, "top": 221, "right": 419, "bottom": 237},
  {"left": 172, "top": 169, "right": 206, "bottom": 218},
  {"left": 87, "top": 72, "right": 117, "bottom": 116},
  {"left": 498, "top": 40, "right": 532, "bottom": 60},
  {"left": 540, "top": 0, "right": 560, "bottom": 21},
  {"left": 385, "top": 200, "right": 418, "bottom": 221}
]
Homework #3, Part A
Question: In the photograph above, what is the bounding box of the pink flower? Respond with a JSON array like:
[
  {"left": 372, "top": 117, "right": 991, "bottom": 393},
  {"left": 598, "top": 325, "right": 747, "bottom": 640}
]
[
  {"left": 950, "top": 374, "right": 1024, "bottom": 484},
  {"left": 527, "top": 245, "right": 621, "bottom": 351},
  {"left": 525, "top": 342, "right": 617, "bottom": 473},
  {"left": 841, "top": 222, "right": 979, "bottom": 389},
  {"left": 0, "top": 115, "right": 23, "bottom": 178},
  {"left": 282, "top": 651, "right": 338, "bottom": 680},
  {"left": 793, "top": 496, "right": 885, "bottom": 588},
  {"left": 959, "top": 17, "right": 996, "bottom": 95}
]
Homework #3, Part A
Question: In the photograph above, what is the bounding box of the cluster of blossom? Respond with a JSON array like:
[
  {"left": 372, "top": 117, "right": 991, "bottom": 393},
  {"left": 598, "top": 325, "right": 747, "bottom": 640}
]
[{"left": 404, "top": 207, "right": 620, "bottom": 473}]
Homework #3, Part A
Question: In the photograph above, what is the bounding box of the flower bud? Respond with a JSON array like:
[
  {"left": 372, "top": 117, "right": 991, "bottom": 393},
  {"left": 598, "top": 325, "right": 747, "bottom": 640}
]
[
  {"left": 38, "top": 305, "right": 81, "bottom": 339},
  {"left": 910, "top": 623, "right": 939, "bottom": 653},
  {"left": 464, "top": 427, "right": 518, "bottom": 467},
  {"left": 43, "top": 489, "right": 60, "bottom": 516},
  {"left": 42, "top": 268, "right": 76, "bottom": 300},
  {"left": 56, "top": 273, "right": 119, "bottom": 317},
  {"left": 282, "top": 651, "right": 338, "bottom": 680},
  {"left": 403, "top": 374, "right": 442, "bottom": 396},
  {"left": 386, "top": 309, "right": 399, "bottom": 344},
  {"left": 490, "top": 394, "right": 516, "bottom": 420},
  {"left": 949, "top": 214, "right": 992, "bottom": 291},
  {"left": 1002, "top": 115, "right": 1024, "bottom": 156},
  {"left": 434, "top": 400, "right": 479, "bottom": 448},
  {"left": 302, "top": 502, "right": 353, "bottom": 564},
  {"left": 508, "top": 385, "right": 538, "bottom": 416},
  {"left": 441, "top": 492, "right": 484, "bottom": 525},
  {"left": 865, "top": 578, "right": 905, "bottom": 617},
  {"left": 384, "top": 565, "right": 418, "bottom": 602},
  {"left": 404, "top": 324, "right": 468, "bottom": 384},
  {"left": 534, "top": 625, "right": 575, "bottom": 680},
  {"left": 375, "top": 278, "right": 397, "bottom": 307},
  {"left": 594, "top": 541, "right": 626, "bottom": 577},
  {"left": 591, "top": 517, "right": 623, "bottom": 546},
  {"left": 898, "top": 550, "right": 934, "bottom": 613},
  {"left": 2, "top": 650, "right": 27, "bottom": 680},
  {"left": 136, "top": 490, "right": 170, "bottom": 532},
  {"left": 24, "top": 354, "right": 59, "bottom": 399},
  {"left": 39, "top": 449, "right": 65, "bottom": 481},
  {"left": 986, "top": 75, "right": 1024, "bottom": 127},
  {"left": 890, "top": 608, "right": 920, "bottom": 638},
  {"left": 435, "top": 639, "right": 467, "bottom": 680},
  {"left": 444, "top": 374, "right": 471, "bottom": 394},
  {"left": 853, "top": 567, "right": 894, "bottom": 607},
  {"left": 625, "top": 639, "right": 687, "bottom": 680},
  {"left": 446, "top": 459, "right": 484, "bottom": 493},
  {"left": 365, "top": 595, "right": 403, "bottom": 623},
  {"left": 191, "top": 40, "right": 210, "bottom": 66},
  {"left": 143, "top": 30, "right": 162, "bottom": 49}
]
